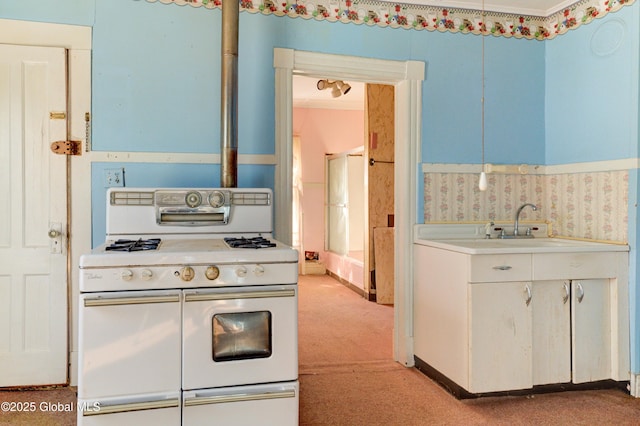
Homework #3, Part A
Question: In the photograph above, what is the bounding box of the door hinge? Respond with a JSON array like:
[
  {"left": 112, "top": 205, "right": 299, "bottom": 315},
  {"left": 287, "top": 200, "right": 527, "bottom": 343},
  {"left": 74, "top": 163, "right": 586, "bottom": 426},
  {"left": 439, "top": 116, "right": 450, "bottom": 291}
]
[{"left": 51, "top": 140, "right": 82, "bottom": 156}]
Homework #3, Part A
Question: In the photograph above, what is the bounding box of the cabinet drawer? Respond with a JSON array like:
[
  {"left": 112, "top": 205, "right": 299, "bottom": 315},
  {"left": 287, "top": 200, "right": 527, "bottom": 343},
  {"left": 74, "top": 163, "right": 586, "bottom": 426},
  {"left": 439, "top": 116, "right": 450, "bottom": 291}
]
[
  {"left": 469, "top": 254, "right": 532, "bottom": 283},
  {"left": 533, "top": 252, "right": 621, "bottom": 280}
]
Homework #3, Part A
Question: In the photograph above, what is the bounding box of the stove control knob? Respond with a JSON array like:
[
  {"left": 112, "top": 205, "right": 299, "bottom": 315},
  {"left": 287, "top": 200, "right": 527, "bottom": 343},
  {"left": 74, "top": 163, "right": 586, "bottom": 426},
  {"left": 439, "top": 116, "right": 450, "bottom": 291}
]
[
  {"left": 121, "top": 269, "right": 134, "bottom": 281},
  {"left": 180, "top": 266, "right": 195, "bottom": 281},
  {"left": 208, "top": 191, "right": 225, "bottom": 208},
  {"left": 205, "top": 266, "right": 220, "bottom": 280},
  {"left": 141, "top": 269, "right": 153, "bottom": 280},
  {"left": 185, "top": 191, "right": 202, "bottom": 208},
  {"left": 254, "top": 265, "right": 265, "bottom": 276},
  {"left": 236, "top": 266, "right": 247, "bottom": 278}
]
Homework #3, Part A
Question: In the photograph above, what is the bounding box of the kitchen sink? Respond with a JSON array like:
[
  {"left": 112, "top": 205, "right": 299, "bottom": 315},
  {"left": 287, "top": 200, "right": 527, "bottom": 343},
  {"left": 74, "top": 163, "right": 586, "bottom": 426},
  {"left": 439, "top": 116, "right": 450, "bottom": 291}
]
[
  {"left": 414, "top": 237, "right": 628, "bottom": 254},
  {"left": 413, "top": 223, "right": 629, "bottom": 254}
]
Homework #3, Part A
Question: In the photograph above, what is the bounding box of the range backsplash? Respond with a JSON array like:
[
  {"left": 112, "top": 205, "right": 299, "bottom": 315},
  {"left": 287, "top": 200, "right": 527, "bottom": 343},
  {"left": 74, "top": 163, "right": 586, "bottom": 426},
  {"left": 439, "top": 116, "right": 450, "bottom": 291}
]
[{"left": 423, "top": 170, "right": 628, "bottom": 243}]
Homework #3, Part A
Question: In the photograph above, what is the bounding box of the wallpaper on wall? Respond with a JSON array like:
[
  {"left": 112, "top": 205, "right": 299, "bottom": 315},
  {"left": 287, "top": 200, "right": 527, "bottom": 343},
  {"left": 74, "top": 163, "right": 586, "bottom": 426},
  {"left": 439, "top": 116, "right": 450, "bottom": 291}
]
[
  {"left": 423, "top": 170, "right": 628, "bottom": 243},
  {"left": 147, "top": 0, "right": 635, "bottom": 40}
]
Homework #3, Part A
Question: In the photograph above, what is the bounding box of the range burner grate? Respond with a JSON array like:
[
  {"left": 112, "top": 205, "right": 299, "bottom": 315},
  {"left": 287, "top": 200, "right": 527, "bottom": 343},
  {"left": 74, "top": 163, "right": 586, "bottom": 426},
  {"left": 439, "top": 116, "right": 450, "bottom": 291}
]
[
  {"left": 105, "top": 238, "right": 161, "bottom": 252},
  {"left": 224, "top": 237, "right": 276, "bottom": 249}
]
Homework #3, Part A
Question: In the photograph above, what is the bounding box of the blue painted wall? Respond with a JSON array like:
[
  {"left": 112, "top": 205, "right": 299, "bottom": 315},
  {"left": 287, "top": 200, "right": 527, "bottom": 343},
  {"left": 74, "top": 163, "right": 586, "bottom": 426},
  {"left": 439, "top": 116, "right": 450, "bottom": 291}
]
[
  {"left": 423, "top": 32, "right": 545, "bottom": 164},
  {"left": 91, "top": 2, "right": 287, "bottom": 156},
  {"left": 0, "top": 0, "right": 95, "bottom": 26},
  {"left": 545, "top": 6, "right": 639, "bottom": 165},
  {"left": 92, "top": 1, "right": 221, "bottom": 153}
]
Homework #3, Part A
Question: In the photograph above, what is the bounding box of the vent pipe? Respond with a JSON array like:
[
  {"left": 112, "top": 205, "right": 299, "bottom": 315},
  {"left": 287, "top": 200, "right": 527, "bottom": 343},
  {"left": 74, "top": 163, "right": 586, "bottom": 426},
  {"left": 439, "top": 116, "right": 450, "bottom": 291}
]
[{"left": 220, "top": 0, "right": 239, "bottom": 188}]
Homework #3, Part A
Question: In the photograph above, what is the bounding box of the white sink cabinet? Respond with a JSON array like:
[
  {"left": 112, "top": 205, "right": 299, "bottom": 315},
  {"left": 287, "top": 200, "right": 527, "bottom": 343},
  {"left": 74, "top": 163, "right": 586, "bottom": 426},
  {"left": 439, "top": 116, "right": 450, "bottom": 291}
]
[{"left": 414, "top": 245, "right": 629, "bottom": 395}]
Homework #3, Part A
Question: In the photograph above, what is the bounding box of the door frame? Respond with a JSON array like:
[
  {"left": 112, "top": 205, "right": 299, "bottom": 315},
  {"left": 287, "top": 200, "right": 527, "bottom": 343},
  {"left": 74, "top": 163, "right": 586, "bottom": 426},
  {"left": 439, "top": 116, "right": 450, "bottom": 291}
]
[
  {"left": 0, "top": 18, "right": 92, "bottom": 386},
  {"left": 273, "top": 48, "right": 424, "bottom": 366}
]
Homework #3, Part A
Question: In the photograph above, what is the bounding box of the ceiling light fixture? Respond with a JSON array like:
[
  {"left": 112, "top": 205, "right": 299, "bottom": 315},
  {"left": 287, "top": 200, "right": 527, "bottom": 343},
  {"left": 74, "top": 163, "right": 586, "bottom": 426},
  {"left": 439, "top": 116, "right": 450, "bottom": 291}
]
[
  {"left": 478, "top": 0, "right": 488, "bottom": 192},
  {"left": 317, "top": 79, "right": 352, "bottom": 98},
  {"left": 336, "top": 80, "right": 351, "bottom": 95}
]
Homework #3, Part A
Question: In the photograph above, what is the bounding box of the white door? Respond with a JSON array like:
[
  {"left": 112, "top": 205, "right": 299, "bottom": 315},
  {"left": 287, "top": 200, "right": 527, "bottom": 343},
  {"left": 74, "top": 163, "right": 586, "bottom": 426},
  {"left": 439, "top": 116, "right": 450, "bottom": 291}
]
[{"left": 0, "top": 44, "right": 68, "bottom": 386}]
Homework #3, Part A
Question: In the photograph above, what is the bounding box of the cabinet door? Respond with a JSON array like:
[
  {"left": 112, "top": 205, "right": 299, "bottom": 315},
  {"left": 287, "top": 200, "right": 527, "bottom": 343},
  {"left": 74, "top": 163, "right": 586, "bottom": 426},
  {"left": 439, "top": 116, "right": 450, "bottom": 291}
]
[
  {"left": 469, "top": 282, "right": 532, "bottom": 393},
  {"left": 572, "top": 279, "right": 611, "bottom": 383},
  {"left": 531, "top": 281, "right": 571, "bottom": 385}
]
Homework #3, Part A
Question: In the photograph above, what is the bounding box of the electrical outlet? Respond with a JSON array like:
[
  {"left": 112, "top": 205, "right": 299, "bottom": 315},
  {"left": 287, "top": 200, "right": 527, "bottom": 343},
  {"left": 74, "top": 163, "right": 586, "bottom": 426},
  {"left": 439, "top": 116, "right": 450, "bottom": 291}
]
[{"left": 104, "top": 168, "right": 125, "bottom": 187}]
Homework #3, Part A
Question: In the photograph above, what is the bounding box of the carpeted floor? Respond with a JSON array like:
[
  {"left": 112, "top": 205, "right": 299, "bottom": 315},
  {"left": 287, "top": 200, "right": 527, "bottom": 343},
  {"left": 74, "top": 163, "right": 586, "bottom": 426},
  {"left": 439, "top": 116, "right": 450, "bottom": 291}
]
[
  {"left": 0, "top": 386, "right": 76, "bottom": 425},
  {"left": 1, "top": 273, "right": 639, "bottom": 425},
  {"left": 297, "top": 274, "right": 640, "bottom": 425}
]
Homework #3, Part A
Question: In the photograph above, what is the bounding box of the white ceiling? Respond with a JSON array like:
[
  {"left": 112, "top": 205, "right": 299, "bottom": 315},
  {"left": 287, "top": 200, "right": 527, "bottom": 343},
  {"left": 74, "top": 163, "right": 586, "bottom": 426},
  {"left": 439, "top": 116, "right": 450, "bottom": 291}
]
[
  {"left": 293, "top": 76, "right": 366, "bottom": 111},
  {"left": 395, "top": 0, "right": 576, "bottom": 17}
]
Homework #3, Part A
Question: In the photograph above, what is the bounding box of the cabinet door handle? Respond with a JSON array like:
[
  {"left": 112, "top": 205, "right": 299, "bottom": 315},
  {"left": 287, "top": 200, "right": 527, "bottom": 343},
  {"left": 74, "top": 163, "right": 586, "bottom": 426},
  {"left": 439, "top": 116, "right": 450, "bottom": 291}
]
[
  {"left": 492, "top": 265, "right": 512, "bottom": 271},
  {"left": 562, "top": 282, "right": 570, "bottom": 304},
  {"left": 576, "top": 282, "right": 584, "bottom": 303},
  {"left": 524, "top": 284, "right": 532, "bottom": 306}
]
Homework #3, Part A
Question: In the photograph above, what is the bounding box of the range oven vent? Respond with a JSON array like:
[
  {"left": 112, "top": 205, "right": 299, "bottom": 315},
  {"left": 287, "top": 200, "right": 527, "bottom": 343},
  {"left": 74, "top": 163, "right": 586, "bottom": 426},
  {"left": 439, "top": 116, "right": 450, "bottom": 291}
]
[
  {"left": 231, "top": 192, "right": 271, "bottom": 206},
  {"left": 110, "top": 191, "right": 154, "bottom": 206}
]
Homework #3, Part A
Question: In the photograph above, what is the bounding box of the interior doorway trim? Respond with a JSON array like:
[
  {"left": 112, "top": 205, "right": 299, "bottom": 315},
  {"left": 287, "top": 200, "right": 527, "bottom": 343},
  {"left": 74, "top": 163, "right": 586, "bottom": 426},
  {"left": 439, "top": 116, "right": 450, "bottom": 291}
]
[{"left": 273, "top": 48, "right": 424, "bottom": 366}]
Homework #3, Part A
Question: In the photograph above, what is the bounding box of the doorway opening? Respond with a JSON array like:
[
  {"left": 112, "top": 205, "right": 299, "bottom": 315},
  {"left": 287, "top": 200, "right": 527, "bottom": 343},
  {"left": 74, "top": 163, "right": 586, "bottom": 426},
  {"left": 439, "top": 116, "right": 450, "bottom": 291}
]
[
  {"left": 292, "top": 76, "right": 396, "bottom": 306},
  {"left": 274, "top": 48, "right": 424, "bottom": 366},
  {"left": 292, "top": 75, "right": 368, "bottom": 298}
]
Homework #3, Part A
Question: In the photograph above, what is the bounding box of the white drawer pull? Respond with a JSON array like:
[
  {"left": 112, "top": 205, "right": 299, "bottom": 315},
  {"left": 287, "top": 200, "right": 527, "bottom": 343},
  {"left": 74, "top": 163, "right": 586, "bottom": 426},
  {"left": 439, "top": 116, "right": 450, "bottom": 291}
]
[{"left": 492, "top": 265, "right": 512, "bottom": 271}]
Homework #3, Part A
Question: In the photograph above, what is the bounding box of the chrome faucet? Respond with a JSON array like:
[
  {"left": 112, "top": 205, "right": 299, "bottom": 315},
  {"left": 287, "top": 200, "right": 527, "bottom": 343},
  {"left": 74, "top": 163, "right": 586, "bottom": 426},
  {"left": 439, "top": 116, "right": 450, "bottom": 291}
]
[{"left": 514, "top": 203, "right": 537, "bottom": 237}]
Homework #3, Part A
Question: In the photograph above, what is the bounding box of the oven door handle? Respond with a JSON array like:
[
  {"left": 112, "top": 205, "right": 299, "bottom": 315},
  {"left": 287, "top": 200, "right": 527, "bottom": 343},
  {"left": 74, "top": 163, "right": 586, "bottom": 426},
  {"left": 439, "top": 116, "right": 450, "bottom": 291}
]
[
  {"left": 184, "top": 389, "right": 296, "bottom": 407},
  {"left": 184, "top": 289, "right": 295, "bottom": 302},
  {"left": 82, "top": 397, "right": 180, "bottom": 416},
  {"left": 83, "top": 294, "right": 180, "bottom": 307}
]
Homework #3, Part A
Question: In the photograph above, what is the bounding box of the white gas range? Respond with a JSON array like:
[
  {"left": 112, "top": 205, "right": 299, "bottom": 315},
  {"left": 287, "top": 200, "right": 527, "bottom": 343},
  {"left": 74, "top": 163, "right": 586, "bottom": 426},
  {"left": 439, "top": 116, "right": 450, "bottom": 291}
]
[{"left": 77, "top": 188, "right": 299, "bottom": 425}]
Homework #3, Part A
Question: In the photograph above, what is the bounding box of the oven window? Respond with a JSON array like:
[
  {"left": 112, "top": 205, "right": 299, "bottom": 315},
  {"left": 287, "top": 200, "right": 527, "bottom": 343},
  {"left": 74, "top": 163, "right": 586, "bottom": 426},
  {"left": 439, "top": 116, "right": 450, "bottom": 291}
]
[{"left": 212, "top": 311, "right": 272, "bottom": 362}]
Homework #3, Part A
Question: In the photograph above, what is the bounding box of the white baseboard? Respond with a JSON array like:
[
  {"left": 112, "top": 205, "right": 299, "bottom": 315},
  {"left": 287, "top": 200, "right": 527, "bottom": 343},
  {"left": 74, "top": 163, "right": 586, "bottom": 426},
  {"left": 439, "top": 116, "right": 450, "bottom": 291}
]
[{"left": 69, "top": 351, "right": 78, "bottom": 387}]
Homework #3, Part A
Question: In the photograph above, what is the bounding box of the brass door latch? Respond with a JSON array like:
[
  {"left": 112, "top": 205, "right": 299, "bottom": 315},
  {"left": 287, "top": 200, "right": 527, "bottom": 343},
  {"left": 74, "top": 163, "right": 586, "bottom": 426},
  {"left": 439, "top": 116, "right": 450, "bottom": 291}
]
[
  {"left": 49, "top": 111, "right": 89, "bottom": 155},
  {"left": 50, "top": 111, "right": 66, "bottom": 120},
  {"left": 51, "top": 140, "right": 82, "bottom": 156}
]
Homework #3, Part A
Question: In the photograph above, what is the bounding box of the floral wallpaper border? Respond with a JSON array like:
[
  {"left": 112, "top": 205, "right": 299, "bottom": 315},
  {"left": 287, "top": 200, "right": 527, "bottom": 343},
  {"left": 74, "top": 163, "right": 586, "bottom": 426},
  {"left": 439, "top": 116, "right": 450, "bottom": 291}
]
[{"left": 147, "top": 0, "right": 635, "bottom": 40}]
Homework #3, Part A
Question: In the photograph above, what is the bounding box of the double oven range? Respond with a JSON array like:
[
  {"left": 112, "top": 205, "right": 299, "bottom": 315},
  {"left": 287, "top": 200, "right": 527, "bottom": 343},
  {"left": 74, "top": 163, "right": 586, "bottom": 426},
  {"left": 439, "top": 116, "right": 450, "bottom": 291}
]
[{"left": 78, "top": 188, "right": 299, "bottom": 425}]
